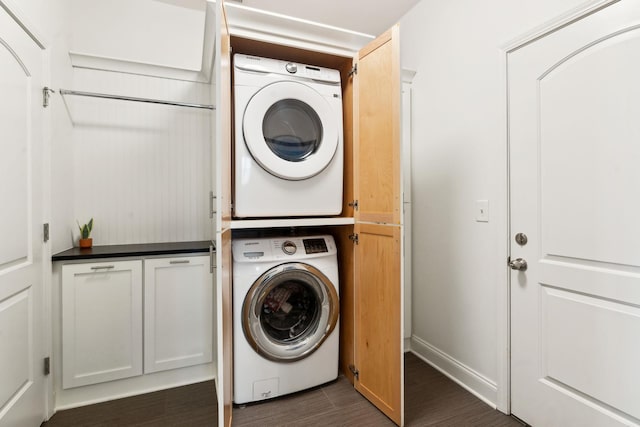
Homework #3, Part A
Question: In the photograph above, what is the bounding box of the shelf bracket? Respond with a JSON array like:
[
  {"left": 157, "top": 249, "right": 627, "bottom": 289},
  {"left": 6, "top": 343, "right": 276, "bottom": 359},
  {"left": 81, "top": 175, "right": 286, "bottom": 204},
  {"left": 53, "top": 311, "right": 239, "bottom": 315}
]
[{"left": 43, "top": 87, "right": 55, "bottom": 108}]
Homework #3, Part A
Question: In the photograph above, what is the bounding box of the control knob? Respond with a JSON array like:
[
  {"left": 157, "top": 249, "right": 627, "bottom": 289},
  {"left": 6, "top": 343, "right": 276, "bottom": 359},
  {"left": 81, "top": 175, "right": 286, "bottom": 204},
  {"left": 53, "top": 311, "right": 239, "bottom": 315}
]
[{"left": 282, "top": 241, "right": 297, "bottom": 255}]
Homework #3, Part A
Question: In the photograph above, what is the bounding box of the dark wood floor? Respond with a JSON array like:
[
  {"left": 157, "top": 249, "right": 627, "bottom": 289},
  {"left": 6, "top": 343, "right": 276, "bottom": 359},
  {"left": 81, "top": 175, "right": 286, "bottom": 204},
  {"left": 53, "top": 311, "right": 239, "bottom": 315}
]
[{"left": 43, "top": 353, "right": 523, "bottom": 426}]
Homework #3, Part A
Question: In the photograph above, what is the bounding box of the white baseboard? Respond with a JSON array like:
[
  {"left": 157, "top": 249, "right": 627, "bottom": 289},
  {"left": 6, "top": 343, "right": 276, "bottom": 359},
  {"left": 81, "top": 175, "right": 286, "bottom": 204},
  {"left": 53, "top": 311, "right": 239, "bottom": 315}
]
[
  {"left": 404, "top": 337, "right": 412, "bottom": 352},
  {"left": 410, "top": 335, "right": 498, "bottom": 408}
]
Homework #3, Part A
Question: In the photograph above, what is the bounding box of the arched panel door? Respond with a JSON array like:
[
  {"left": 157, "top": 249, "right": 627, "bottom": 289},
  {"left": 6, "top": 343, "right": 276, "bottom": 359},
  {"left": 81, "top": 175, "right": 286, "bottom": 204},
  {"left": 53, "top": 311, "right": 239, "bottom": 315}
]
[
  {"left": 509, "top": 2, "right": 640, "bottom": 425},
  {"left": 0, "top": 6, "right": 46, "bottom": 427}
]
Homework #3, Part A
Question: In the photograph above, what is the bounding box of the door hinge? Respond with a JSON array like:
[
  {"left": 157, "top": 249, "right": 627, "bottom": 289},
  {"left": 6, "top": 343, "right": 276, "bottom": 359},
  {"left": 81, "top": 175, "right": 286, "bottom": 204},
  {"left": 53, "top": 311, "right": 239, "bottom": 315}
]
[
  {"left": 43, "top": 87, "right": 55, "bottom": 108},
  {"left": 348, "top": 200, "right": 359, "bottom": 211},
  {"left": 209, "top": 191, "right": 217, "bottom": 219},
  {"left": 348, "top": 64, "right": 358, "bottom": 77},
  {"left": 348, "top": 233, "right": 359, "bottom": 245},
  {"left": 348, "top": 364, "right": 359, "bottom": 380},
  {"left": 209, "top": 244, "right": 216, "bottom": 274},
  {"left": 43, "top": 223, "right": 50, "bottom": 243},
  {"left": 44, "top": 357, "right": 50, "bottom": 375}
]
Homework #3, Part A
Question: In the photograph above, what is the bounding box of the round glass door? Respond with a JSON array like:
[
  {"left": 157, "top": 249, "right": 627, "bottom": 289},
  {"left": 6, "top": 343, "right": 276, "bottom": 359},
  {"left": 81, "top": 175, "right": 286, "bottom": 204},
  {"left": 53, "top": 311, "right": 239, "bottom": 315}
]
[
  {"left": 242, "top": 263, "right": 339, "bottom": 362},
  {"left": 243, "top": 81, "right": 339, "bottom": 181},
  {"left": 262, "top": 99, "right": 323, "bottom": 162}
]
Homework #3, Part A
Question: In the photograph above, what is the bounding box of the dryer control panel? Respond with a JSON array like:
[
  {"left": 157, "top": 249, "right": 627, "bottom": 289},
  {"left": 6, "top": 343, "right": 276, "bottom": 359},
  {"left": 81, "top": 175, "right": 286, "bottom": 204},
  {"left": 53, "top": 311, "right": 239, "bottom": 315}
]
[{"left": 234, "top": 54, "right": 341, "bottom": 85}]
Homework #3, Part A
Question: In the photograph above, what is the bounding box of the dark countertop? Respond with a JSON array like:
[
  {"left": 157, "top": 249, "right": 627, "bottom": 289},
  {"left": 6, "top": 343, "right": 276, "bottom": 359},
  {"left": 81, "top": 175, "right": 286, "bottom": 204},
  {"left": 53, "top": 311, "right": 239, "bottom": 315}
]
[{"left": 52, "top": 241, "right": 214, "bottom": 261}]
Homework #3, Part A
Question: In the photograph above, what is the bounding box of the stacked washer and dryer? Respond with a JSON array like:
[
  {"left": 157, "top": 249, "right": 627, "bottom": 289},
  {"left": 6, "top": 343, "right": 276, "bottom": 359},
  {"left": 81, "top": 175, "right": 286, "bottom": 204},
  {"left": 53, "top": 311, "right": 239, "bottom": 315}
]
[{"left": 232, "top": 54, "right": 344, "bottom": 404}]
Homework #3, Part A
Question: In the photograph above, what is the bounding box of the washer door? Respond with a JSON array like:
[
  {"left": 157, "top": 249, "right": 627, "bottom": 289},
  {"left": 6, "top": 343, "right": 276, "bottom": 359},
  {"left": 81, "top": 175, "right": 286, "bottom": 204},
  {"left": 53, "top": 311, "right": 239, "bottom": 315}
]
[
  {"left": 243, "top": 81, "right": 339, "bottom": 180},
  {"left": 242, "top": 262, "right": 339, "bottom": 362}
]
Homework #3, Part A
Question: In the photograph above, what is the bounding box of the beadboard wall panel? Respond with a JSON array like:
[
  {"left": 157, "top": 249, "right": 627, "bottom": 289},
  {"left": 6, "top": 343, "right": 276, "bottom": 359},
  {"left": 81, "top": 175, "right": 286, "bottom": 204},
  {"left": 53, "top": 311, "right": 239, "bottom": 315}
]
[{"left": 68, "top": 68, "right": 213, "bottom": 246}]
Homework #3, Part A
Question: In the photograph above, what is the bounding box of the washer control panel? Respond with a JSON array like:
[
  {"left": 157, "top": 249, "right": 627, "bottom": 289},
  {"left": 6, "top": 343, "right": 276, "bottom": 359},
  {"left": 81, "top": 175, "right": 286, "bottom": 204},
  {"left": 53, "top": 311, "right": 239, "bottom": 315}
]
[{"left": 232, "top": 235, "right": 336, "bottom": 262}]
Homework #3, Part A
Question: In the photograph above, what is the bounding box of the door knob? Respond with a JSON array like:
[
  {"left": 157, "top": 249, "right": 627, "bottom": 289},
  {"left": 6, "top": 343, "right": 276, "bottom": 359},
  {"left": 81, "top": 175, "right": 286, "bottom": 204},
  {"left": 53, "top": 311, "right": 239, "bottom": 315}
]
[{"left": 509, "top": 258, "right": 528, "bottom": 271}]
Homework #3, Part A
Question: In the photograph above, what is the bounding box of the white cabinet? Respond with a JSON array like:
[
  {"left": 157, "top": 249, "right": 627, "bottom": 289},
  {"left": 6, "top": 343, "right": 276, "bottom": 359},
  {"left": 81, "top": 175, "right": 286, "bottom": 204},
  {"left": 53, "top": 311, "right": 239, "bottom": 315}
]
[
  {"left": 60, "top": 254, "right": 213, "bottom": 390},
  {"left": 144, "top": 255, "right": 213, "bottom": 373},
  {"left": 61, "top": 260, "right": 143, "bottom": 389}
]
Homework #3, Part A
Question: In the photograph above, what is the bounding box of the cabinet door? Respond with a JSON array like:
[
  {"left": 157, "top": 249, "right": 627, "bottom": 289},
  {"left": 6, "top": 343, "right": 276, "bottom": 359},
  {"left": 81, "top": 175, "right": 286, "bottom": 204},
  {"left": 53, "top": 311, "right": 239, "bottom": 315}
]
[
  {"left": 61, "top": 260, "right": 143, "bottom": 389},
  {"left": 354, "top": 26, "right": 402, "bottom": 226},
  {"left": 144, "top": 256, "right": 213, "bottom": 373},
  {"left": 216, "top": 2, "right": 233, "bottom": 426},
  {"left": 217, "top": 229, "right": 233, "bottom": 427},
  {"left": 353, "top": 25, "right": 404, "bottom": 426}
]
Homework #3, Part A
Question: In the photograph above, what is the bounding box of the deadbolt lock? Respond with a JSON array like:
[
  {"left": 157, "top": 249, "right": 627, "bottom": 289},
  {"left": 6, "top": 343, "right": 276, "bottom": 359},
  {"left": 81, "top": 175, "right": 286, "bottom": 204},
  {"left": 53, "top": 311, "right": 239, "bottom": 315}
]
[{"left": 515, "top": 233, "right": 528, "bottom": 246}]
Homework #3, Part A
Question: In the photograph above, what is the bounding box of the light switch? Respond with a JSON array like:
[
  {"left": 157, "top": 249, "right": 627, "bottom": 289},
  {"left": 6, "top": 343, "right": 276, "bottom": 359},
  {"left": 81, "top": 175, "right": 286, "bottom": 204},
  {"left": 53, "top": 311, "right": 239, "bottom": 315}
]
[{"left": 476, "top": 200, "right": 489, "bottom": 222}]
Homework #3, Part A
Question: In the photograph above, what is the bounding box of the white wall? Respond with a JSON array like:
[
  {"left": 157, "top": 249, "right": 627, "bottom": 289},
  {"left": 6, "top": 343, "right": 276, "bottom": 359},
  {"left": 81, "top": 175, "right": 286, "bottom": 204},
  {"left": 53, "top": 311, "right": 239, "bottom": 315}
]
[
  {"left": 26, "top": 0, "right": 214, "bottom": 249},
  {"left": 70, "top": 0, "right": 205, "bottom": 71},
  {"left": 67, "top": 68, "right": 212, "bottom": 246},
  {"left": 400, "top": 0, "right": 586, "bottom": 406}
]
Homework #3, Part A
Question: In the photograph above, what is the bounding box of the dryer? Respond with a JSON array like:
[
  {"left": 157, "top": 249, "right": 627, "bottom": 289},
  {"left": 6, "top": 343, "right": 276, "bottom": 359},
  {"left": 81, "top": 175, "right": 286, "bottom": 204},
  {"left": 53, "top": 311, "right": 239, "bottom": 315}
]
[
  {"left": 233, "top": 54, "right": 344, "bottom": 218},
  {"left": 232, "top": 235, "right": 340, "bottom": 404}
]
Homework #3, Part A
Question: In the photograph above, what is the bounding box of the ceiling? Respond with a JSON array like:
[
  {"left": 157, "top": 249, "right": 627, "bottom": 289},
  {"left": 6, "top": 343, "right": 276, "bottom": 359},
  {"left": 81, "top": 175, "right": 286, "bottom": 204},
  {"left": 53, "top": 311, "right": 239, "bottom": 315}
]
[{"left": 227, "top": 0, "right": 422, "bottom": 36}]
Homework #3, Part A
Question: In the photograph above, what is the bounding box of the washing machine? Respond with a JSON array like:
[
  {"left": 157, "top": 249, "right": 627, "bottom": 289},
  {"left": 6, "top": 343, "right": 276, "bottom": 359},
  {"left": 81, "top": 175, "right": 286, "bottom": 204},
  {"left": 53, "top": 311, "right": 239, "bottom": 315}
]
[
  {"left": 233, "top": 54, "right": 344, "bottom": 218},
  {"left": 232, "top": 235, "right": 340, "bottom": 404}
]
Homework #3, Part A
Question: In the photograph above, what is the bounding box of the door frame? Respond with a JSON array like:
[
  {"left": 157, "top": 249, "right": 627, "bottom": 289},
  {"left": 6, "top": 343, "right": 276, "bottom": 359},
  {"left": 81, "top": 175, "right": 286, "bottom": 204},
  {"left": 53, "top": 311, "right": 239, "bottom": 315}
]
[{"left": 497, "top": 0, "right": 619, "bottom": 414}]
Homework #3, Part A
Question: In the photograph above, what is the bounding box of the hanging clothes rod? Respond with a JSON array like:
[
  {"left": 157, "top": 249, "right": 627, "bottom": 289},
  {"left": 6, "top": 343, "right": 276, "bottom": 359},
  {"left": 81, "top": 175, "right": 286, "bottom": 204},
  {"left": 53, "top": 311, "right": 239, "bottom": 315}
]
[{"left": 59, "top": 89, "right": 215, "bottom": 110}]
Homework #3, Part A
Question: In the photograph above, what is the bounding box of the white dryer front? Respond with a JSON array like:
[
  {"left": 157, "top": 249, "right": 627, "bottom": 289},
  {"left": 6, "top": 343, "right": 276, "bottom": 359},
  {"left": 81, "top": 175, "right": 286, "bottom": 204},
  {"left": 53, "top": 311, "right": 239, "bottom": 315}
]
[{"left": 233, "top": 54, "right": 344, "bottom": 218}]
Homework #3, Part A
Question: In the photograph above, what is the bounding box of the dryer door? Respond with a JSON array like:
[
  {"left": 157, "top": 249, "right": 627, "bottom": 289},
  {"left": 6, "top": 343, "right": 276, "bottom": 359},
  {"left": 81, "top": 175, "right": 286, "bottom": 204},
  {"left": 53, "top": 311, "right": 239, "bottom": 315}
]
[
  {"left": 243, "top": 81, "right": 339, "bottom": 180},
  {"left": 242, "top": 262, "right": 339, "bottom": 362}
]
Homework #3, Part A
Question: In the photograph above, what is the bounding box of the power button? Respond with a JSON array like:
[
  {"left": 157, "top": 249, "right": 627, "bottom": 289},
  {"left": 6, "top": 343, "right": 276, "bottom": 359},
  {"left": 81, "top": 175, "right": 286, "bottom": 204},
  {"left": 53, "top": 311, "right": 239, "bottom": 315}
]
[{"left": 285, "top": 63, "right": 297, "bottom": 74}]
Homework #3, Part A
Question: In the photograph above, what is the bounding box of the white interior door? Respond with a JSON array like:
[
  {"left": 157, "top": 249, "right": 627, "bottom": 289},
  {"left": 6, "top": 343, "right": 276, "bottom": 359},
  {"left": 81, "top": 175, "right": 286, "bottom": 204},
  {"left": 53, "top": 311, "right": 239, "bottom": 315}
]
[
  {"left": 0, "top": 6, "right": 46, "bottom": 426},
  {"left": 509, "top": 2, "right": 640, "bottom": 426}
]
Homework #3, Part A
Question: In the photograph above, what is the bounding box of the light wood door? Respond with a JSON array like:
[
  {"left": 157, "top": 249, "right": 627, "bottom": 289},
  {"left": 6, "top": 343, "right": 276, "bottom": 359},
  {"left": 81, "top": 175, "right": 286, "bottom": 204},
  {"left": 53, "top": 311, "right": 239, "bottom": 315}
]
[
  {"left": 216, "top": 229, "right": 232, "bottom": 427},
  {"left": 61, "top": 261, "right": 143, "bottom": 389},
  {"left": 215, "top": 1, "right": 233, "bottom": 426},
  {"left": 144, "top": 256, "right": 213, "bottom": 373},
  {"left": 0, "top": 7, "right": 46, "bottom": 426},
  {"left": 353, "top": 25, "right": 403, "bottom": 426},
  {"left": 509, "top": 2, "right": 640, "bottom": 425},
  {"left": 354, "top": 223, "right": 402, "bottom": 425},
  {"left": 354, "top": 26, "right": 401, "bottom": 226}
]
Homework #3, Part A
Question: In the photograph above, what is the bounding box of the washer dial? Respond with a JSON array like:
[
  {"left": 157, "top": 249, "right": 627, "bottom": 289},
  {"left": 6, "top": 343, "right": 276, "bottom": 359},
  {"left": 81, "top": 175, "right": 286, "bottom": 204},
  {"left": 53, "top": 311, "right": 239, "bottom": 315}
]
[{"left": 281, "top": 241, "right": 297, "bottom": 255}]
